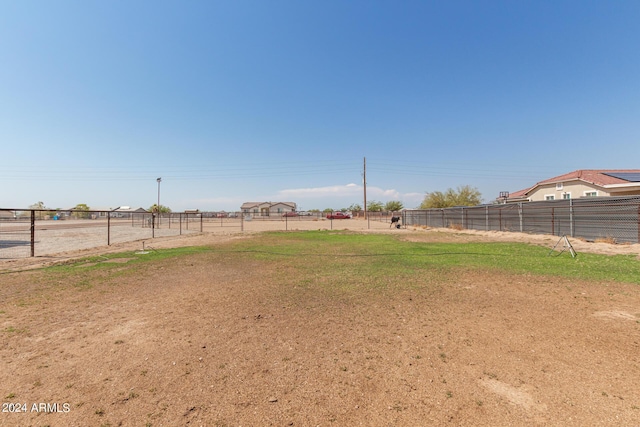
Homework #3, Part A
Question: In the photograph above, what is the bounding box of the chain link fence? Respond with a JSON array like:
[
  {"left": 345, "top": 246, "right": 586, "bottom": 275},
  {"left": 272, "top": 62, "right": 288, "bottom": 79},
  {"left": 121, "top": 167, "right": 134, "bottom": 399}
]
[{"left": 402, "top": 196, "right": 640, "bottom": 244}]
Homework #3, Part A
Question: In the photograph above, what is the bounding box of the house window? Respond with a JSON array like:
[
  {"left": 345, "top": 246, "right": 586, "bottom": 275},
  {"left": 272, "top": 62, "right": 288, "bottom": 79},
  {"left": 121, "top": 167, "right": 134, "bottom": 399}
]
[
  {"left": 556, "top": 183, "right": 563, "bottom": 190},
  {"left": 562, "top": 193, "right": 571, "bottom": 200},
  {"left": 545, "top": 195, "right": 555, "bottom": 201},
  {"left": 584, "top": 191, "right": 597, "bottom": 197}
]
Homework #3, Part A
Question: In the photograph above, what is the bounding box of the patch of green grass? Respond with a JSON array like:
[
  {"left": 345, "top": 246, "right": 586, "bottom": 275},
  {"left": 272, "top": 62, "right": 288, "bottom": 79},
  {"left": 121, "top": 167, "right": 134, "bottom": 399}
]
[
  {"left": 50, "top": 246, "right": 213, "bottom": 273},
  {"left": 24, "top": 232, "right": 640, "bottom": 299},
  {"left": 228, "top": 231, "right": 640, "bottom": 285},
  {"left": 3, "top": 326, "right": 27, "bottom": 334},
  {"left": 73, "top": 279, "right": 94, "bottom": 289},
  {"left": 28, "top": 246, "right": 214, "bottom": 290}
]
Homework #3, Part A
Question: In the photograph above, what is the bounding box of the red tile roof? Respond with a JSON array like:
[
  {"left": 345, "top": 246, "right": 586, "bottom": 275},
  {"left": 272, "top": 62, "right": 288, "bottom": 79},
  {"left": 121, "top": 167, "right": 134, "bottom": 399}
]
[
  {"left": 537, "top": 169, "right": 640, "bottom": 186},
  {"left": 510, "top": 169, "right": 640, "bottom": 198},
  {"left": 507, "top": 188, "right": 530, "bottom": 198}
]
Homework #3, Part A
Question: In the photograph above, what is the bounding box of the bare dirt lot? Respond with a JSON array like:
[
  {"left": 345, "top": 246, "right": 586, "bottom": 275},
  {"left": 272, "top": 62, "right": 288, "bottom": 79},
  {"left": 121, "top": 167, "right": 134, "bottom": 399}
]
[{"left": 1, "top": 222, "right": 640, "bottom": 426}]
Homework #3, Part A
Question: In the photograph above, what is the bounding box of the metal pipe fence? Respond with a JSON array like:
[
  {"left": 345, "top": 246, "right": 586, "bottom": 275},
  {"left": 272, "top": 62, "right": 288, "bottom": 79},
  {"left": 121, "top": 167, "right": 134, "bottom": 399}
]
[
  {"left": 9, "top": 198, "right": 636, "bottom": 259},
  {"left": 402, "top": 196, "right": 640, "bottom": 244},
  {"left": 0, "top": 209, "right": 372, "bottom": 259},
  {"left": 0, "top": 209, "right": 206, "bottom": 259}
]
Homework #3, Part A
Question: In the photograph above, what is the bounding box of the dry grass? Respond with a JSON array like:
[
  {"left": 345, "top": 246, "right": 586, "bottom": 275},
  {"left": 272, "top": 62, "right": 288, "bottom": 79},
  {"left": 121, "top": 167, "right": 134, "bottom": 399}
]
[{"left": 595, "top": 235, "right": 617, "bottom": 244}]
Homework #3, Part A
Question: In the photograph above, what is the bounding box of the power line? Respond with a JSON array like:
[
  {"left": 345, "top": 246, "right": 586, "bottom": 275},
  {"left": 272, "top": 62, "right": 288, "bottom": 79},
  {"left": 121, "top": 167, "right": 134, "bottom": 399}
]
[{"left": 0, "top": 158, "right": 556, "bottom": 183}]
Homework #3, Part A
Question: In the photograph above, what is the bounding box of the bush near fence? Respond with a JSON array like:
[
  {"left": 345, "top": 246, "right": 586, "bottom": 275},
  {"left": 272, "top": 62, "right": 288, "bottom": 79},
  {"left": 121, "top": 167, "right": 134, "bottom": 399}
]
[{"left": 402, "top": 195, "right": 640, "bottom": 244}]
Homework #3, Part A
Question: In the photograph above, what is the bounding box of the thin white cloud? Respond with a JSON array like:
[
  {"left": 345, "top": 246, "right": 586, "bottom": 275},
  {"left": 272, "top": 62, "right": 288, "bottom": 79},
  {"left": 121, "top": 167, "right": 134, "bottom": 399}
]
[
  {"left": 400, "top": 192, "right": 425, "bottom": 208},
  {"left": 368, "top": 187, "right": 401, "bottom": 199},
  {"left": 277, "top": 183, "right": 409, "bottom": 202},
  {"left": 186, "top": 196, "right": 247, "bottom": 210},
  {"left": 277, "top": 184, "right": 363, "bottom": 198}
]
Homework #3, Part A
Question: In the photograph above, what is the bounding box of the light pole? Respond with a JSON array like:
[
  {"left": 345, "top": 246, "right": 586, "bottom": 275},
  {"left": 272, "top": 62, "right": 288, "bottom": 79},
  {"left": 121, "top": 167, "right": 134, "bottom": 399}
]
[{"left": 157, "top": 177, "right": 162, "bottom": 228}]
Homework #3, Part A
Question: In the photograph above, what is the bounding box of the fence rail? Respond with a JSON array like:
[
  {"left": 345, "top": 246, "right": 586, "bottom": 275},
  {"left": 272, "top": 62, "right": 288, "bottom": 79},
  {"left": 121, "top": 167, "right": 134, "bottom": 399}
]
[
  {"left": 0, "top": 209, "right": 364, "bottom": 259},
  {"left": 5, "top": 199, "right": 639, "bottom": 259},
  {"left": 402, "top": 196, "right": 640, "bottom": 244},
  {"left": 0, "top": 210, "right": 207, "bottom": 259}
]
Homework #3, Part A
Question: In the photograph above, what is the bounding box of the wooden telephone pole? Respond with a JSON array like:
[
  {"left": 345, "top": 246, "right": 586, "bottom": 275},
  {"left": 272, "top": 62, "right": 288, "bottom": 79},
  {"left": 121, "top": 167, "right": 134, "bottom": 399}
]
[{"left": 363, "top": 157, "right": 367, "bottom": 220}]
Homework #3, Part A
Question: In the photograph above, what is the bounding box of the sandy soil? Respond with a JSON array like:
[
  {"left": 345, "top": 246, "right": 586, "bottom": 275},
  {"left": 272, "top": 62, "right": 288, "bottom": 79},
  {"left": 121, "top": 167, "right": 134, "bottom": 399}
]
[{"left": 1, "top": 221, "right": 639, "bottom": 426}]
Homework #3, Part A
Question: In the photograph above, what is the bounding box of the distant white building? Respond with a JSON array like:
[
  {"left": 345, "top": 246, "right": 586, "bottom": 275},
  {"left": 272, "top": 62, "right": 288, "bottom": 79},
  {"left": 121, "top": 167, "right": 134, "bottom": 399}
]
[
  {"left": 111, "top": 206, "right": 148, "bottom": 218},
  {"left": 240, "top": 202, "right": 297, "bottom": 216}
]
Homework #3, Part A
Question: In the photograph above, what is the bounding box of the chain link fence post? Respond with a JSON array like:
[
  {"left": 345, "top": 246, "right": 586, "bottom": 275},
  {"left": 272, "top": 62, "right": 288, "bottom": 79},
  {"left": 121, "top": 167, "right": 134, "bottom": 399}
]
[{"left": 30, "top": 210, "right": 35, "bottom": 257}]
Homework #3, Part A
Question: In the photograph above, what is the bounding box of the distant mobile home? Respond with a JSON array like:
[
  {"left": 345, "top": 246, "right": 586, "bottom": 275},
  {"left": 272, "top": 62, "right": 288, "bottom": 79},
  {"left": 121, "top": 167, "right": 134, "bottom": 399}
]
[{"left": 240, "top": 202, "right": 297, "bottom": 216}]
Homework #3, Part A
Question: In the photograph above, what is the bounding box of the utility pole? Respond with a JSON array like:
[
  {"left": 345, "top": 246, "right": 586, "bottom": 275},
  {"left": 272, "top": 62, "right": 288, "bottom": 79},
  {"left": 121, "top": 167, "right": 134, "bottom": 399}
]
[
  {"left": 157, "top": 177, "right": 162, "bottom": 228},
  {"left": 363, "top": 157, "right": 367, "bottom": 220}
]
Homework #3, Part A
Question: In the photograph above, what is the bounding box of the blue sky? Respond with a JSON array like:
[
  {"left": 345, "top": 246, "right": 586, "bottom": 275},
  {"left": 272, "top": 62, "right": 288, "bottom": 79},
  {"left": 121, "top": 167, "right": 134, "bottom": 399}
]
[{"left": 1, "top": 1, "right": 639, "bottom": 212}]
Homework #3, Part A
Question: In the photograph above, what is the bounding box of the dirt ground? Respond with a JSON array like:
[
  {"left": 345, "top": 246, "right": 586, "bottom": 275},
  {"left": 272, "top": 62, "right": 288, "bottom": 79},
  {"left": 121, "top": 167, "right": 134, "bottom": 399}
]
[{"left": 1, "top": 222, "right": 640, "bottom": 426}]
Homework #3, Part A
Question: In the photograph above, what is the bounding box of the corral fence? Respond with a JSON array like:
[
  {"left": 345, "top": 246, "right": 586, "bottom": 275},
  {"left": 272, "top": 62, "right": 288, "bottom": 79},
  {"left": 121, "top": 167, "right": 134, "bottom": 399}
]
[
  {"left": 7, "top": 198, "right": 637, "bottom": 259},
  {"left": 402, "top": 196, "right": 640, "bottom": 244},
  {"left": 0, "top": 209, "right": 210, "bottom": 259},
  {"left": 0, "top": 209, "right": 353, "bottom": 259}
]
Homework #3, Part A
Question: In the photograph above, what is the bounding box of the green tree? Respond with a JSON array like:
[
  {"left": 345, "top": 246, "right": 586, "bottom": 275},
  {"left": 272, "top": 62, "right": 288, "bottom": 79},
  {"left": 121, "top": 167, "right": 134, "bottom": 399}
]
[
  {"left": 149, "top": 204, "right": 172, "bottom": 213},
  {"left": 420, "top": 191, "right": 446, "bottom": 208},
  {"left": 72, "top": 203, "right": 91, "bottom": 219},
  {"left": 420, "top": 185, "right": 482, "bottom": 209},
  {"left": 367, "top": 200, "right": 384, "bottom": 212},
  {"left": 29, "top": 201, "right": 51, "bottom": 219},
  {"left": 384, "top": 201, "right": 404, "bottom": 212},
  {"left": 322, "top": 208, "right": 333, "bottom": 213},
  {"left": 348, "top": 203, "right": 362, "bottom": 213},
  {"left": 29, "top": 201, "right": 46, "bottom": 210}
]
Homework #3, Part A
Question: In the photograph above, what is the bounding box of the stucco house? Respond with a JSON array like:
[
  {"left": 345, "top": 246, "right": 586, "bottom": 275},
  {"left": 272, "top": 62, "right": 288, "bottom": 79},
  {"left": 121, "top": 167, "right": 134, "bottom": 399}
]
[
  {"left": 505, "top": 169, "right": 640, "bottom": 203},
  {"left": 241, "top": 202, "right": 297, "bottom": 216},
  {"left": 111, "top": 206, "right": 148, "bottom": 218}
]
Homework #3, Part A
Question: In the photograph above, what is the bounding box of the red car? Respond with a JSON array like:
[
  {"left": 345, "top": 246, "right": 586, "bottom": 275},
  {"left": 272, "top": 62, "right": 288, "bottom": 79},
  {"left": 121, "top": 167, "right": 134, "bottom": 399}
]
[
  {"left": 282, "top": 212, "right": 298, "bottom": 217},
  {"left": 326, "top": 212, "right": 351, "bottom": 219}
]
